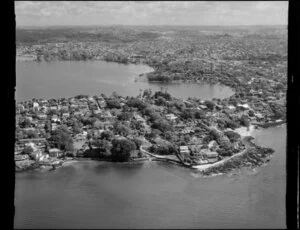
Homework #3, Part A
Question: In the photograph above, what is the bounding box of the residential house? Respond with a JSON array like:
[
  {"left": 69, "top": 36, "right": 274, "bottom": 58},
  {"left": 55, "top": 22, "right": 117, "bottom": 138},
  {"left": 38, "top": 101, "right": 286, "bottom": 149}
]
[
  {"left": 33, "top": 102, "right": 39, "bottom": 110},
  {"left": 227, "top": 105, "right": 236, "bottom": 111},
  {"left": 51, "top": 115, "right": 61, "bottom": 123},
  {"left": 15, "top": 154, "right": 29, "bottom": 161},
  {"left": 30, "top": 149, "right": 48, "bottom": 161},
  {"left": 38, "top": 114, "right": 47, "bottom": 120},
  {"left": 179, "top": 146, "right": 190, "bottom": 155},
  {"left": 166, "top": 113, "right": 178, "bottom": 121},
  {"left": 198, "top": 105, "right": 208, "bottom": 110},
  {"left": 51, "top": 123, "right": 58, "bottom": 131},
  {"left": 62, "top": 113, "right": 70, "bottom": 119},
  {"left": 237, "top": 103, "right": 250, "bottom": 110},
  {"left": 181, "top": 129, "right": 194, "bottom": 134},
  {"left": 50, "top": 105, "right": 58, "bottom": 111},
  {"left": 205, "top": 151, "right": 219, "bottom": 163},
  {"left": 48, "top": 148, "right": 63, "bottom": 158},
  {"left": 73, "top": 111, "right": 83, "bottom": 117}
]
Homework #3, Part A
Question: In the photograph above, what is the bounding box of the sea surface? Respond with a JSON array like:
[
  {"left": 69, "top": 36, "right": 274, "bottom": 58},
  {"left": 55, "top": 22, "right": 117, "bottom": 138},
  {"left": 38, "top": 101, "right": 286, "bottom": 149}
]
[
  {"left": 14, "top": 125, "right": 286, "bottom": 229},
  {"left": 16, "top": 61, "right": 234, "bottom": 101}
]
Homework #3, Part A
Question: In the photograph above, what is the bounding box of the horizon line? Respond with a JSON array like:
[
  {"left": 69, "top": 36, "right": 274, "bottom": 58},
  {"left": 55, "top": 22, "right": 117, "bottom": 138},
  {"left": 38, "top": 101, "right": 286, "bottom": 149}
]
[{"left": 16, "top": 24, "right": 287, "bottom": 28}]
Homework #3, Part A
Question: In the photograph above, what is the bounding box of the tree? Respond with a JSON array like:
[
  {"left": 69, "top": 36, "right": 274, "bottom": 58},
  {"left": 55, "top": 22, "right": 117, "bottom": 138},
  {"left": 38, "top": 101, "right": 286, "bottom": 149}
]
[
  {"left": 113, "top": 122, "right": 132, "bottom": 137},
  {"left": 100, "top": 130, "right": 114, "bottom": 141},
  {"left": 153, "top": 90, "right": 172, "bottom": 100},
  {"left": 106, "top": 98, "right": 121, "bottom": 109},
  {"left": 26, "top": 130, "right": 39, "bottom": 139},
  {"left": 147, "top": 129, "right": 161, "bottom": 139},
  {"left": 195, "top": 110, "right": 206, "bottom": 119},
  {"left": 111, "top": 138, "right": 136, "bottom": 162},
  {"left": 181, "top": 108, "right": 195, "bottom": 120},
  {"left": 117, "top": 111, "right": 133, "bottom": 121},
  {"left": 143, "top": 89, "right": 152, "bottom": 98},
  {"left": 248, "top": 110, "right": 255, "bottom": 117},
  {"left": 204, "top": 100, "right": 215, "bottom": 110},
  {"left": 47, "top": 109, "right": 58, "bottom": 116},
  {"left": 222, "top": 118, "right": 239, "bottom": 129},
  {"left": 131, "top": 137, "right": 143, "bottom": 149},
  {"left": 130, "top": 119, "right": 144, "bottom": 131},
  {"left": 75, "top": 94, "right": 89, "bottom": 99},
  {"left": 155, "top": 96, "right": 167, "bottom": 106},
  {"left": 164, "top": 131, "right": 175, "bottom": 142},
  {"left": 147, "top": 111, "right": 161, "bottom": 123},
  {"left": 23, "top": 146, "right": 34, "bottom": 155},
  {"left": 150, "top": 143, "right": 178, "bottom": 155},
  {"left": 127, "top": 98, "right": 148, "bottom": 111},
  {"left": 93, "top": 139, "right": 112, "bottom": 158},
  {"left": 93, "top": 120, "right": 102, "bottom": 129},
  {"left": 20, "top": 118, "right": 31, "bottom": 128},
  {"left": 151, "top": 119, "right": 173, "bottom": 133},
  {"left": 15, "top": 128, "right": 24, "bottom": 140},
  {"left": 224, "top": 130, "right": 241, "bottom": 142},
  {"left": 49, "top": 125, "right": 74, "bottom": 151},
  {"left": 239, "top": 114, "right": 250, "bottom": 127},
  {"left": 44, "top": 120, "right": 52, "bottom": 133},
  {"left": 72, "top": 122, "right": 82, "bottom": 134}
]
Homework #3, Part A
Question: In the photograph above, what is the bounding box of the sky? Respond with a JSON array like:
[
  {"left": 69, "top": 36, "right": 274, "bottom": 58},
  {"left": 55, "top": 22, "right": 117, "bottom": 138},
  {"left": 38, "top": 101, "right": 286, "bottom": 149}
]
[{"left": 15, "top": 1, "right": 288, "bottom": 27}]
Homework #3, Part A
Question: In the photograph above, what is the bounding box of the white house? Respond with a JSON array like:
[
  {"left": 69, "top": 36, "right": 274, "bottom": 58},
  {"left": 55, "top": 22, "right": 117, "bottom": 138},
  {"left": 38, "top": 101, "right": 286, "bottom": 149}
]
[
  {"left": 166, "top": 114, "right": 178, "bottom": 121},
  {"left": 179, "top": 146, "right": 190, "bottom": 155},
  {"left": 227, "top": 105, "right": 236, "bottom": 110},
  {"left": 33, "top": 102, "right": 39, "bottom": 109}
]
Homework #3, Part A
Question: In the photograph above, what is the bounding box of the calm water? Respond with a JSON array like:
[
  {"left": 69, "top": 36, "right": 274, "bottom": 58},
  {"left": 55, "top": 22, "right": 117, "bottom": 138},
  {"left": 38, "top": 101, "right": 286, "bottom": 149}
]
[
  {"left": 14, "top": 125, "right": 286, "bottom": 229},
  {"left": 16, "top": 61, "right": 234, "bottom": 101}
]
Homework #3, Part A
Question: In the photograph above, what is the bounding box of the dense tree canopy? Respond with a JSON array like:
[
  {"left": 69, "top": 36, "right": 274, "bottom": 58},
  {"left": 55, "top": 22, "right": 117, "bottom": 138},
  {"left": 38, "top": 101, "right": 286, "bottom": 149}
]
[
  {"left": 49, "top": 125, "right": 74, "bottom": 151},
  {"left": 224, "top": 130, "right": 241, "bottom": 142},
  {"left": 126, "top": 98, "right": 148, "bottom": 111},
  {"left": 23, "top": 146, "right": 34, "bottom": 155},
  {"left": 151, "top": 118, "right": 173, "bottom": 133},
  {"left": 111, "top": 138, "right": 136, "bottom": 162},
  {"left": 117, "top": 111, "right": 133, "bottom": 121},
  {"left": 239, "top": 114, "right": 250, "bottom": 127},
  {"left": 113, "top": 122, "right": 132, "bottom": 137},
  {"left": 100, "top": 130, "right": 115, "bottom": 141},
  {"left": 93, "top": 139, "right": 112, "bottom": 158},
  {"left": 106, "top": 98, "right": 121, "bottom": 109},
  {"left": 19, "top": 118, "right": 31, "bottom": 128}
]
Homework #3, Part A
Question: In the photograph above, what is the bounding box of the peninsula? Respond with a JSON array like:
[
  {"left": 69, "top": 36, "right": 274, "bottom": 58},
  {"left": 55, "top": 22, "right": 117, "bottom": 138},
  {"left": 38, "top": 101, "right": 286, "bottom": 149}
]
[{"left": 15, "top": 25, "right": 286, "bottom": 175}]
